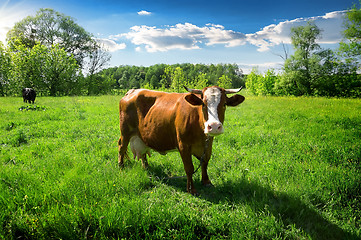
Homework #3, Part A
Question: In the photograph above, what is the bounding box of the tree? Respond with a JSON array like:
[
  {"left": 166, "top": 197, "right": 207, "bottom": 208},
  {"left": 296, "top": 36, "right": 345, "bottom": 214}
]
[
  {"left": 283, "top": 21, "right": 322, "bottom": 95},
  {"left": 245, "top": 68, "right": 261, "bottom": 95},
  {"left": 85, "top": 42, "right": 111, "bottom": 78},
  {"left": 171, "top": 67, "right": 186, "bottom": 92},
  {"left": 84, "top": 41, "right": 111, "bottom": 95},
  {"left": 0, "top": 42, "right": 11, "bottom": 96},
  {"left": 339, "top": 2, "right": 361, "bottom": 71},
  {"left": 217, "top": 74, "right": 232, "bottom": 89},
  {"left": 150, "top": 75, "right": 159, "bottom": 88},
  {"left": 8, "top": 40, "right": 43, "bottom": 95},
  {"left": 42, "top": 44, "right": 81, "bottom": 96},
  {"left": 8, "top": 40, "right": 80, "bottom": 96},
  {"left": 194, "top": 73, "right": 209, "bottom": 89},
  {"left": 263, "top": 69, "right": 277, "bottom": 95},
  {"left": 7, "top": 8, "right": 94, "bottom": 67}
]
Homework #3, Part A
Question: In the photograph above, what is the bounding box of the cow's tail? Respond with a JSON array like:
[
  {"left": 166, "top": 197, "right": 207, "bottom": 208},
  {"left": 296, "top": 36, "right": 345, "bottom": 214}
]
[
  {"left": 118, "top": 107, "right": 130, "bottom": 162},
  {"left": 118, "top": 136, "right": 130, "bottom": 160}
]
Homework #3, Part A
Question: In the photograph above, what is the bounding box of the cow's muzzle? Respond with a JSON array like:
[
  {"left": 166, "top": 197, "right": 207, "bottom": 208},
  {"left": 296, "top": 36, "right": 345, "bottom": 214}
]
[{"left": 204, "top": 121, "right": 224, "bottom": 136}]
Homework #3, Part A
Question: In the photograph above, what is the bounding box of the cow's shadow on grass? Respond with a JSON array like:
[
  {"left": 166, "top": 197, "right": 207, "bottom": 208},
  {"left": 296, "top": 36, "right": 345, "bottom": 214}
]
[{"left": 148, "top": 164, "right": 358, "bottom": 240}]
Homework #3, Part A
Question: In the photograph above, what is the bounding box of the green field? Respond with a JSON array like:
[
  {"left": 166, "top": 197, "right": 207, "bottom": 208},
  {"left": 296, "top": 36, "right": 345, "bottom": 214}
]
[{"left": 1, "top": 93, "right": 360, "bottom": 239}]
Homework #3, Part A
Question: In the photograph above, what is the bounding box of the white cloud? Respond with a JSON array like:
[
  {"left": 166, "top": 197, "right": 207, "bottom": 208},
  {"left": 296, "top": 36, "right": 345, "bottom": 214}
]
[
  {"left": 137, "top": 10, "right": 152, "bottom": 16},
  {"left": 120, "top": 22, "right": 247, "bottom": 52},
  {"left": 118, "top": 10, "right": 346, "bottom": 53},
  {"left": 95, "top": 38, "right": 126, "bottom": 52},
  {"left": 247, "top": 10, "right": 347, "bottom": 52}
]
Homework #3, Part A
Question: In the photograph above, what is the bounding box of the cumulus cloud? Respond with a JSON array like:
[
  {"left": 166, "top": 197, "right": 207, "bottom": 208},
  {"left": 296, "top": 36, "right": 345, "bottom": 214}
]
[
  {"left": 95, "top": 38, "right": 126, "bottom": 52},
  {"left": 137, "top": 10, "right": 152, "bottom": 16},
  {"left": 247, "top": 10, "right": 347, "bottom": 52},
  {"left": 118, "top": 10, "right": 346, "bottom": 53},
  {"left": 120, "top": 23, "right": 247, "bottom": 52}
]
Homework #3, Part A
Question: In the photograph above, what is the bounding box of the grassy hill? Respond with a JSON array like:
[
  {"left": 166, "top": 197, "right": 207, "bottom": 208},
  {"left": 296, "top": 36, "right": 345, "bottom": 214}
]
[{"left": 1, "top": 93, "right": 360, "bottom": 239}]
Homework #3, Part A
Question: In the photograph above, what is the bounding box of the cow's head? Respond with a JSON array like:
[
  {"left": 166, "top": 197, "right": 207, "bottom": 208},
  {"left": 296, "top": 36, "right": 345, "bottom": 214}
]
[{"left": 184, "top": 86, "right": 245, "bottom": 136}]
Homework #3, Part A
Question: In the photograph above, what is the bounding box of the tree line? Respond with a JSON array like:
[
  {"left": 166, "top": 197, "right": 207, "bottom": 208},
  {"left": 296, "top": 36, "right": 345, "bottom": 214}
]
[
  {"left": 1, "top": 6, "right": 361, "bottom": 97},
  {"left": 97, "top": 63, "right": 244, "bottom": 92},
  {"left": 246, "top": 19, "right": 361, "bottom": 98}
]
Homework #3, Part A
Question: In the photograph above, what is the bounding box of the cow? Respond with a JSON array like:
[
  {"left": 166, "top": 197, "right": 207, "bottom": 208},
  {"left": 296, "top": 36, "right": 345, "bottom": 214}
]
[
  {"left": 22, "top": 88, "right": 36, "bottom": 104},
  {"left": 118, "top": 86, "right": 245, "bottom": 194}
]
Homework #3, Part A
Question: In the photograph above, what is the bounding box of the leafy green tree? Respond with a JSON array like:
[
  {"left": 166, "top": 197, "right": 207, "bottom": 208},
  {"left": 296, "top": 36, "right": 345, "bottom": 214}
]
[
  {"left": 194, "top": 73, "right": 209, "bottom": 89},
  {"left": 245, "top": 68, "right": 261, "bottom": 95},
  {"left": 161, "top": 65, "right": 173, "bottom": 88},
  {"left": 0, "top": 42, "right": 11, "bottom": 96},
  {"left": 85, "top": 41, "right": 111, "bottom": 94},
  {"left": 217, "top": 74, "right": 232, "bottom": 89},
  {"left": 8, "top": 40, "right": 43, "bottom": 95},
  {"left": 119, "top": 70, "right": 130, "bottom": 89},
  {"left": 262, "top": 69, "right": 277, "bottom": 95},
  {"left": 43, "top": 44, "right": 81, "bottom": 96},
  {"left": 171, "top": 67, "right": 187, "bottom": 92},
  {"left": 150, "top": 75, "right": 159, "bottom": 88},
  {"left": 8, "top": 40, "right": 80, "bottom": 96},
  {"left": 245, "top": 68, "right": 277, "bottom": 96},
  {"left": 94, "top": 63, "right": 244, "bottom": 91},
  {"left": 274, "top": 71, "right": 300, "bottom": 96},
  {"left": 7, "top": 8, "right": 94, "bottom": 67},
  {"left": 283, "top": 21, "right": 322, "bottom": 95},
  {"left": 340, "top": 2, "right": 361, "bottom": 61},
  {"left": 86, "top": 73, "right": 113, "bottom": 95}
]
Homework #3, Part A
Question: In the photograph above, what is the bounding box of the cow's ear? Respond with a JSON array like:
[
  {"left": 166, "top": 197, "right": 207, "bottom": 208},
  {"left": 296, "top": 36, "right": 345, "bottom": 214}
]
[
  {"left": 185, "top": 93, "right": 203, "bottom": 106},
  {"left": 226, "top": 94, "right": 245, "bottom": 106}
]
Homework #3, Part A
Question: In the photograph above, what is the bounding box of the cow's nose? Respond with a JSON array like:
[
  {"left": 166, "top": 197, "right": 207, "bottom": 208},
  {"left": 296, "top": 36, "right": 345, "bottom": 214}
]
[{"left": 205, "top": 121, "right": 224, "bottom": 135}]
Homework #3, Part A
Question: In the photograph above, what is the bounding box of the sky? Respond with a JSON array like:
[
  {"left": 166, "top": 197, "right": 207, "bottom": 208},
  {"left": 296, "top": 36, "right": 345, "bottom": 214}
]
[{"left": 0, "top": 0, "right": 358, "bottom": 73}]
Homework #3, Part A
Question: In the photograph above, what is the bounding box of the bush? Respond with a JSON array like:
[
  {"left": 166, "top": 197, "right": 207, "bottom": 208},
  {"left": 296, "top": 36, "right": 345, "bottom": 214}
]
[
  {"left": 246, "top": 68, "right": 277, "bottom": 96},
  {"left": 247, "top": 68, "right": 361, "bottom": 98}
]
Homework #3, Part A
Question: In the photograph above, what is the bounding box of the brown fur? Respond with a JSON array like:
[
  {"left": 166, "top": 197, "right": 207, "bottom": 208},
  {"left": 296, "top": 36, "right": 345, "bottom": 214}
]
[{"left": 118, "top": 87, "right": 244, "bottom": 194}]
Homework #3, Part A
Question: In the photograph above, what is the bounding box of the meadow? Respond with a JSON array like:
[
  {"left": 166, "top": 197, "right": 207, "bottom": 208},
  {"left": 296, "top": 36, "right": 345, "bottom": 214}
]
[{"left": 0, "top": 93, "right": 360, "bottom": 239}]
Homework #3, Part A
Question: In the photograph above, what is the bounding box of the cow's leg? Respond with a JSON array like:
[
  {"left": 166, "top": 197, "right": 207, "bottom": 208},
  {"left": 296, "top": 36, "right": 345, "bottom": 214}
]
[
  {"left": 118, "top": 135, "right": 130, "bottom": 168},
  {"left": 201, "top": 141, "right": 213, "bottom": 187},
  {"left": 140, "top": 154, "right": 149, "bottom": 169},
  {"left": 178, "top": 143, "right": 196, "bottom": 194},
  {"left": 201, "top": 157, "right": 213, "bottom": 187}
]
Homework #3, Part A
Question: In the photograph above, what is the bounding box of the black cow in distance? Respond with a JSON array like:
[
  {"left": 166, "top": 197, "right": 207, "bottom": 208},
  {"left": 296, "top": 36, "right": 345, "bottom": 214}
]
[{"left": 22, "top": 88, "right": 36, "bottom": 104}]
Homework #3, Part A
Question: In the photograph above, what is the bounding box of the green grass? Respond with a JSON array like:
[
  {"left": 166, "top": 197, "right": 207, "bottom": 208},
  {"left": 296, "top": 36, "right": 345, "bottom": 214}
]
[{"left": 1, "top": 94, "right": 360, "bottom": 239}]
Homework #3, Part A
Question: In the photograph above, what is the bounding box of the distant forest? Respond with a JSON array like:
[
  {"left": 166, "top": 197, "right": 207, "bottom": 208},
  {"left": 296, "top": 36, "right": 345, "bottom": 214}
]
[{"left": 96, "top": 63, "right": 245, "bottom": 91}]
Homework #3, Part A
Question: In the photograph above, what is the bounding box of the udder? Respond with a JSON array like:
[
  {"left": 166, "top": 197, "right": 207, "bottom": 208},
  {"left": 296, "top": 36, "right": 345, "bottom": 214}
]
[{"left": 130, "top": 135, "right": 151, "bottom": 160}]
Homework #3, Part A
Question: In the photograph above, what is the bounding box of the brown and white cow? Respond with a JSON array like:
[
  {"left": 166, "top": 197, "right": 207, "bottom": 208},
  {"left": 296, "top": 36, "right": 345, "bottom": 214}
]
[{"left": 118, "top": 86, "right": 245, "bottom": 194}]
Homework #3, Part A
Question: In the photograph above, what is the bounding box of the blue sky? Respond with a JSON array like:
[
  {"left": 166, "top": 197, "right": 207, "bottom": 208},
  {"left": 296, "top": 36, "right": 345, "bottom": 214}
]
[{"left": 0, "top": 0, "right": 357, "bottom": 73}]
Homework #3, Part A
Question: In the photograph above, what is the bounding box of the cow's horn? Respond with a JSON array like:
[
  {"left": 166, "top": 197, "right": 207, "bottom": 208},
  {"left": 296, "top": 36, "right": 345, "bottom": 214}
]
[
  {"left": 184, "top": 86, "right": 202, "bottom": 94},
  {"left": 225, "top": 86, "right": 243, "bottom": 94}
]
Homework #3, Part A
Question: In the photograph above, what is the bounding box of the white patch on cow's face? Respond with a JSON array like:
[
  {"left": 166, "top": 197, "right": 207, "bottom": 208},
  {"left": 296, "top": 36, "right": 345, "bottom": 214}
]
[{"left": 203, "top": 88, "right": 224, "bottom": 136}]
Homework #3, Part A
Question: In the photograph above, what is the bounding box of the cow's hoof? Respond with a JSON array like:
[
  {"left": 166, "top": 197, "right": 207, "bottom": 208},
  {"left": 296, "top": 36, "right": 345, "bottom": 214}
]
[
  {"left": 188, "top": 189, "right": 198, "bottom": 196},
  {"left": 191, "top": 191, "right": 199, "bottom": 196},
  {"left": 141, "top": 161, "right": 149, "bottom": 169},
  {"left": 118, "top": 161, "right": 124, "bottom": 169},
  {"left": 202, "top": 180, "right": 213, "bottom": 187}
]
